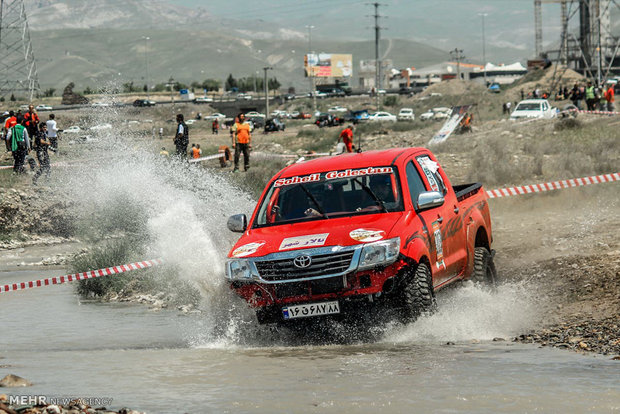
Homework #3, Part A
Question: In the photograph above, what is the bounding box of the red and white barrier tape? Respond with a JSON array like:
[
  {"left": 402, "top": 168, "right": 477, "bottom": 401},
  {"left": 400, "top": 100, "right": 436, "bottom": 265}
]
[
  {"left": 0, "top": 258, "right": 163, "bottom": 294},
  {"left": 567, "top": 108, "right": 619, "bottom": 116},
  {"left": 486, "top": 172, "right": 619, "bottom": 199}
]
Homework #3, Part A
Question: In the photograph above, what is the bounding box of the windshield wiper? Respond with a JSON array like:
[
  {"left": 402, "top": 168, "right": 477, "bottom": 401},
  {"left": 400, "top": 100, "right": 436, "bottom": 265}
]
[
  {"left": 353, "top": 178, "right": 388, "bottom": 213},
  {"left": 299, "top": 184, "right": 329, "bottom": 219}
]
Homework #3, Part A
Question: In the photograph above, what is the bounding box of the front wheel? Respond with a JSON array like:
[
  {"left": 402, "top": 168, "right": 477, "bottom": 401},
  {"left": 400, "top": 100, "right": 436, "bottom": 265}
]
[
  {"left": 401, "top": 263, "right": 436, "bottom": 321},
  {"left": 472, "top": 247, "right": 497, "bottom": 286}
]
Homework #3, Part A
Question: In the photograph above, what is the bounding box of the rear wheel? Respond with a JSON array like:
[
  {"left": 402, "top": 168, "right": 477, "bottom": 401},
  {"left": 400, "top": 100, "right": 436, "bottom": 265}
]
[
  {"left": 472, "top": 247, "right": 497, "bottom": 286},
  {"left": 401, "top": 263, "right": 436, "bottom": 321}
]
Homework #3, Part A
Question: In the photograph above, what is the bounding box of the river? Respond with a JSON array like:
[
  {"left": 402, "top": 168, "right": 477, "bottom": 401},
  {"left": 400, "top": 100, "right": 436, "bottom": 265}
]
[{"left": 1, "top": 267, "right": 618, "bottom": 413}]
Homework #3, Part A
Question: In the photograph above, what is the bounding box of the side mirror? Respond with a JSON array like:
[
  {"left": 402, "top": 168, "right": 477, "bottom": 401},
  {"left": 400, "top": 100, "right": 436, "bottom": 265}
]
[
  {"left": 417, "top": 191, "right": 445, "bottom": 211},
  {"left": 227, "top": 214, "right": 247, "bottom": 233}
]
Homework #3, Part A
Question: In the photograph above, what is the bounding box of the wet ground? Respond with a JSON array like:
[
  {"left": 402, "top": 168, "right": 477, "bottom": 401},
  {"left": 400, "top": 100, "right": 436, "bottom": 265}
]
[{"left": 1, "top": 268, "right": 619, "bottom": 413}]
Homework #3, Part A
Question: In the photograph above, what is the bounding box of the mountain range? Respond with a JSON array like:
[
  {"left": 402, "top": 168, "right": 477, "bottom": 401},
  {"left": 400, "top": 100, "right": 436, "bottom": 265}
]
[{"left": 22, "top": 0, "right": 619, "bottom": 91}]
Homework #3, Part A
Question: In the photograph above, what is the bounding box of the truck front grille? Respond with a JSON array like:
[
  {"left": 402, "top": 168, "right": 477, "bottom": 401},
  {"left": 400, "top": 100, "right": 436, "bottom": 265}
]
[{"left": 255, "top": 251, "right": 354, "bottom": 282}]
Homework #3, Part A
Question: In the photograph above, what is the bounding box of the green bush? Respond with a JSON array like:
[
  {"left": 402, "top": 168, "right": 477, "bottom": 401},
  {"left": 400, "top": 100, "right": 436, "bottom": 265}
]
[{"left": 384, "top": 96, "right": 399, "bottom": 107}]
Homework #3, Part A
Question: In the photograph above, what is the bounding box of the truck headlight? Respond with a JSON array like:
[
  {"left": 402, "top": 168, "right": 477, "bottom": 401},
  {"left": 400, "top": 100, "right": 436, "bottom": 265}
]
[
  {"left": 226, "top": 259, "right": 253, "bottom": 281},
  {"left": 358, "top": 237, "right": 400, "bottom": 269}
]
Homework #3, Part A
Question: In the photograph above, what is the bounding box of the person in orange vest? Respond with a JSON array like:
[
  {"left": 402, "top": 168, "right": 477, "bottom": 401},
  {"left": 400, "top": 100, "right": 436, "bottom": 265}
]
[
  {"left": 191, "top": 143, "right": 202, "bottom": 159},
  {"left": 23, "top": 105, "right": 40, "bottom": 139},
  {"left": 339, "top": 125, "right": 354, "bottom": 153},
  {"left": 232, "top": 112, "right": 251, "bottom": 172},
  {"left": 604, "top": 82, "right": 615, "bottom": 112}
]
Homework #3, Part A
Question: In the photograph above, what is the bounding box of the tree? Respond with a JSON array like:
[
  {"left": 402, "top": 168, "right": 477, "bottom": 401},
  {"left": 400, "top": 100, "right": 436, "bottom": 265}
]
[
  {"left": 83, "top": 86, "right": 93, "bottom": 95},
  {"left": 43, "top": 88, "right": 55, "bottom": 97},
  {"left": 202, "top": 79, "right": 220, "bottom": 92},
  {"left": 10, "top": 94, "right": 16, "bottom": 102},
  {"left": 268, "top": 77, "right": 281, "bottom": 91},
  {"left": 143, "top": 84, "right": 148, "bottom": 92},
  {"left": 225, "top": 73, "right": 237, "bottom": 91}
]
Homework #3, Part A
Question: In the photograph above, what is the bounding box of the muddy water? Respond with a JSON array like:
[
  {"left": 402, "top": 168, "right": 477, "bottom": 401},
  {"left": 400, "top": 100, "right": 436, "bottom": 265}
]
[{"left": 1, "top": 269, "right": 618, "bottom": 414}]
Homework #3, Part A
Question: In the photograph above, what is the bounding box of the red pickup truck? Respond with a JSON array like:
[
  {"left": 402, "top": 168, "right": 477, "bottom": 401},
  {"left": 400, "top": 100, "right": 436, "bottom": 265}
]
[{"left": 226, "top": 148, "right": 495, "bottom": 324}]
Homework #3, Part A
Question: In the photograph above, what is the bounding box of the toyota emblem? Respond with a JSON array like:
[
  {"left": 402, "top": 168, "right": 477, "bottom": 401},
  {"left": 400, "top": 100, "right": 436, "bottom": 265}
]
[{"left": 293, "top": 255, "right": 312, "bottom": 268}]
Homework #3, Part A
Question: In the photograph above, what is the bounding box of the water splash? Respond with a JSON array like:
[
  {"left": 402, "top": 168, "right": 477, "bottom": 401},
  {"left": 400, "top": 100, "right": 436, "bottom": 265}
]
[{"left": 384, "top": 281, "right": 539, "bottom": 344}]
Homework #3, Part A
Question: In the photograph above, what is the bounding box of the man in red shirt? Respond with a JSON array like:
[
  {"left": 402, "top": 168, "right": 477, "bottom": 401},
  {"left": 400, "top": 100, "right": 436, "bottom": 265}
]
[
  {"left": 604, "top": 82, "right": 615, "bottom": 112},
  {"left": 339, "top": 125, "right": 354, "bottom": 153},
  {"left": 3, "top": 111, "right": 17, "bottom": 152}
]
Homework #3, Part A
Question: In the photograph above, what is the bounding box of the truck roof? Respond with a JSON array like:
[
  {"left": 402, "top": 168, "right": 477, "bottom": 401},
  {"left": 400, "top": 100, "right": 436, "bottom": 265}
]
[{"left": 278, "top": 148, "right": 427, "bottom": 178}]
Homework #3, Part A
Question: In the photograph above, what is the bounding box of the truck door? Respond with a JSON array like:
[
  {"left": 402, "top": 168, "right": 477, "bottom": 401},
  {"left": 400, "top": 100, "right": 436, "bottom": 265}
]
[
  {"left": 415, "top": 155, "right": 468, "bottom": 280},
  {"left": 404, "top": 159, "right": 449, "bottom": 285}
]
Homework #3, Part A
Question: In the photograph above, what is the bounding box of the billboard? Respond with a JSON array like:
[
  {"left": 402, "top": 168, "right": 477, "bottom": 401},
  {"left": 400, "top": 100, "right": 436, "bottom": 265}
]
[{"left": 305, "top": 53, "right": 353, "bottom": 78}]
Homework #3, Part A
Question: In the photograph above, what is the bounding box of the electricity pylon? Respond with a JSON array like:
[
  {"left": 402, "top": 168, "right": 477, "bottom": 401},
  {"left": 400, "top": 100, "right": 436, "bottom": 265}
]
[{"left": 0, "top": 0, "right": 40, "bottom": 101}]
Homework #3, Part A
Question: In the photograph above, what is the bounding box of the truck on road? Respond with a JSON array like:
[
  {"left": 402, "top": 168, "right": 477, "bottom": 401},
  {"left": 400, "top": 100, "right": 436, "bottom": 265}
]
[{"left": 225, "top": 148, "right": 495, "bottom": 324}]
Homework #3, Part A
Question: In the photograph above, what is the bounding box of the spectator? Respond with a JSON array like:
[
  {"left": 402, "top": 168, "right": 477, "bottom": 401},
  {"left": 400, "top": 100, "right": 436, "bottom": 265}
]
[
  {"left": 159, "top": 147, "right": 169, "bottom": 157},
  {"left": 339, "top": 125, "right": 354, "bottom": 153},
  {"left": 570, "top": 83, "right": 581, "bottom": 109},
  {"left": 23, "top": 105, "right": 39, "bottom": 139},
  {"left": 3, "top": 110, "right": 17, "bottom": 152},
  {"left": 191, "top": 143, "right": 201, "bottom": 159},
  {"left": 212, "top": 118, "right": 219, "bottom": 135},
  {"left": 158, "top": 127, "right": 164, "bottom": 139},
  {"left": 604, "top": 82, "right": 615, "bottom": 112},
  {"left": 173, "top": 114, "right": 189, "bottom": 158},
  {"left": 32, "top": 122, "right": 51, "bottom": 185},
  {"left": 232, "top": 113, "right": 251, "bottom": 172},
  {"left": 585, "top": 81, "right": 597, "bottom": 110},
  {"left": 46, "top": 114, "right": 59, "bottom": 152},
  {"left": 5, "top": 116, "right": 30, "bottom": 174}
]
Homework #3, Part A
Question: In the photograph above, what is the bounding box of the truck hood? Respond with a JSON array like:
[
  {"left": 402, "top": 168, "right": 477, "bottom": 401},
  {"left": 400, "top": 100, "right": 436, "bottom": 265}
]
[{"left": 228, "top": 212, "right": 404, "bottom": 258}]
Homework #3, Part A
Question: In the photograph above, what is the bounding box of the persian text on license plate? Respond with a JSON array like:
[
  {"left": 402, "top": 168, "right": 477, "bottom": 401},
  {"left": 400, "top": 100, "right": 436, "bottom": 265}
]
[{"left": 282, "top": 301, "right": 340, "bottom": 320}]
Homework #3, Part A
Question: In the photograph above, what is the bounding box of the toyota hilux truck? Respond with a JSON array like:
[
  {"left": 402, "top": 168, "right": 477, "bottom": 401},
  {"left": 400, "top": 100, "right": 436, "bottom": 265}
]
[{"left": 225, "top": 148, "right": 495, "bottom": 324}]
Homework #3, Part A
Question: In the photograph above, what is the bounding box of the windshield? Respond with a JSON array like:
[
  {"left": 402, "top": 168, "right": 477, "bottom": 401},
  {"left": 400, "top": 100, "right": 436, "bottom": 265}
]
[
  {"left": 254, "top": 167, "right": 404, "bottom": 227},
  {"left": 515, "top": 103, "right": 541, "bottom": 111}
]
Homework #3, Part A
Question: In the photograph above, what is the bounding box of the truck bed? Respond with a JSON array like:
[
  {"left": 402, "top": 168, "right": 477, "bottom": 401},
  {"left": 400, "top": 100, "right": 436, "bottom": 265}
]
[{"left": 453, "top": 182, "right": 483, "bottom": 202}]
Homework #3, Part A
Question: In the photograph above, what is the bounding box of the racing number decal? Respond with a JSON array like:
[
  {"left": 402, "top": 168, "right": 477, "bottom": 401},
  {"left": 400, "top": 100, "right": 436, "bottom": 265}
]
[{"left": 432, "top": 220, "right": 446, "bottom": 270}]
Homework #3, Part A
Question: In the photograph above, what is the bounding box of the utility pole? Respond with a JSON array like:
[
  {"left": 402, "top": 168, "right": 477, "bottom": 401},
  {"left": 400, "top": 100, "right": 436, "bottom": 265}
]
[
  {"left": 142, "top": 36, "right": 150, "bottom": 99},
  {"left": 263, "top": 66, "right": 273, "bottom": 117},
  {"left": 371, "top": 2, "right": 384, "bottom": 109},
  {"left": 478, "top": 13, "right": 488, "bottom": 85},
  {"left": 534, "top": 0, "right": 542, "bottom": 57},
  {"left": 596, "top": 0, "right": 602, "bottom": 86},
  {"left": 305, "top": 24, "right": 316, "bottom": 115},
  {"left": 450, "top": 48, "right": 465, "bottom": 80}
]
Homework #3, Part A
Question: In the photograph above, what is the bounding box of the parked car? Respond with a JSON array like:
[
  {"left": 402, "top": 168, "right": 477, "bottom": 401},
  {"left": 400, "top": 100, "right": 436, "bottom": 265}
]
[
  {"left": 397, "top": 108, "right": 415, "bottom": 121},
  {"left": 247, "top": 116, "right": 265, "bottom": 129},
  {"left": 284, "top": 94, "right": 296, "bottom": 101},
  {"left": 488, "top": 83, "right": 501, "bottom": 93},
  {"left": 35, "top": 104, "right": 53, "bottom": 111},
  {"left": 264, "top": 118, "right": 286, "bottom": 133},
  {"left": 237, "top": 93, "right": 252, "bottom": 101},
  {"left": 420, "top": 110, "right": 435, "bottom": 121},
  {"left": 63, "top": 125, "right": 82, "bottom": 133},
  {"left": 91, "top": 102, "right": 111, "bottom": 108},
  {"left": 510, "top": 99, "right": 556, "bottom": 120},
  {"left": 368, "top": 111, "right": 397, "bottom": 122},
  {"left": 327, "top": 106, "right": 348, "bottom": 114},
  {"left": 133, "top": 99, "right": 155, "bottom": 107},
  {"left": 343, "top": 110, "right": 370, "bottom": 124},
  {"left": 307, "top": 91, "right": 327, "bottom": 99},
  {"left": 315, "top": 113, "right": 344, "bottom": 128},
  {"left": 204, "top": 113, "right": 227, "bottom": 121},
  {"left": 194, "top": 96, "right": 214, "bottom": 104},
  {"left": 245, "top": 111, "right": 265, "bottom": 118},
  {"left": 270, "top": 110, "right": 287, "bottom": 118},
  {"left": 292, "top": 112, "right": 312, "bottom": 120},
  {"left": 224, "top": 147, "right": 495, "bottom": 325}
]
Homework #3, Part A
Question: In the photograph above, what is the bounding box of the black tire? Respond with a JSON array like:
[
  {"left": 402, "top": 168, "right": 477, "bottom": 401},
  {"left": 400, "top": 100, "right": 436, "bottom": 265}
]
[
  {"left": 472, "top": 247, "right": 497, "bottom": 286},
  {"left": 401, "top": 263, "right": 436, "bottom": 321}
]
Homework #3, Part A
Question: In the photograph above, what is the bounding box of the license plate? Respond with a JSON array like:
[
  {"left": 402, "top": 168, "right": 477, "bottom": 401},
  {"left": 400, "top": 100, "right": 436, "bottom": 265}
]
[{"left": 282, "top": 301, "right": 340, "bottom": 320}]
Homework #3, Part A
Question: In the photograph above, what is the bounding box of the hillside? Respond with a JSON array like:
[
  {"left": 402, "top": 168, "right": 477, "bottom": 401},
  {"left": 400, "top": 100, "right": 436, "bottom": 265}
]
[{"left": 31, "top": 29, "right": 448, "bottom": 92}]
